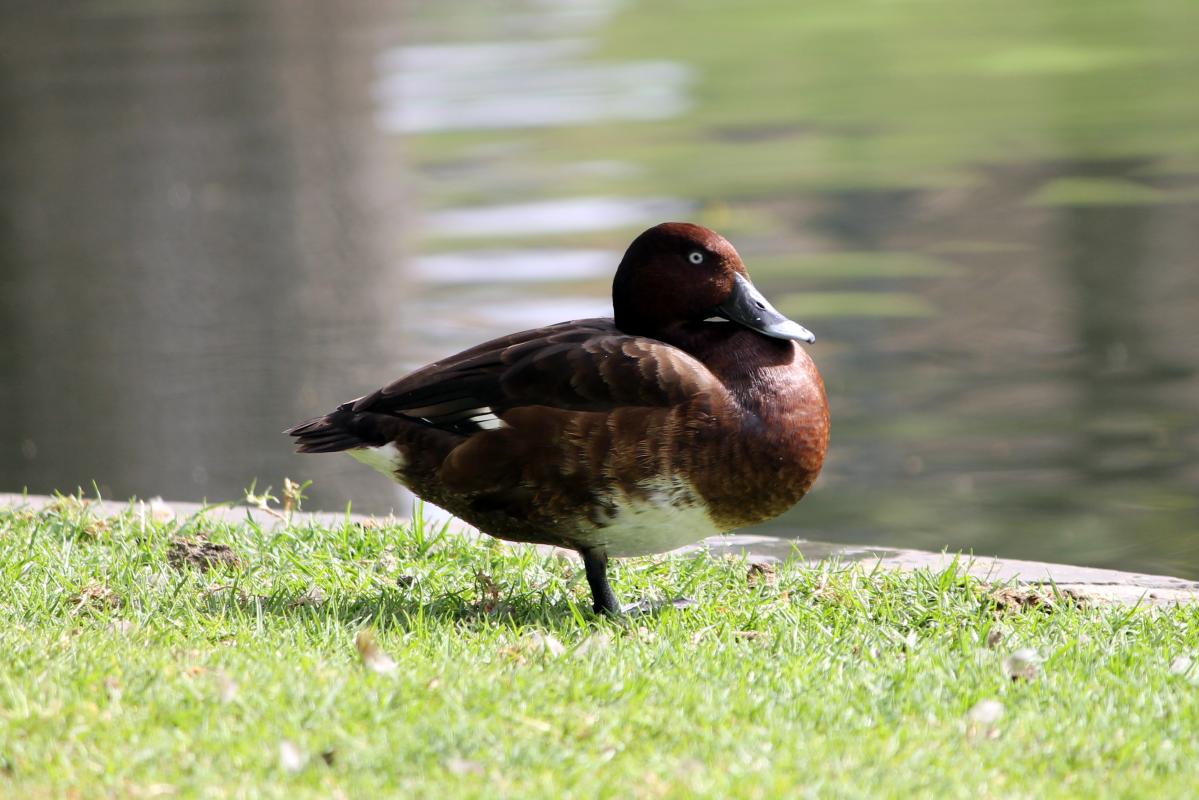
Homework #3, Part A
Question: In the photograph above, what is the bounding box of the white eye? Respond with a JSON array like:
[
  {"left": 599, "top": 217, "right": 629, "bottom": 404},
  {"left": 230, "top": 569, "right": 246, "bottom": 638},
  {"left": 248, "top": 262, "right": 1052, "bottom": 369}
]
[{"left": 688, "top": 251, "right": 704, "bottom": 264}]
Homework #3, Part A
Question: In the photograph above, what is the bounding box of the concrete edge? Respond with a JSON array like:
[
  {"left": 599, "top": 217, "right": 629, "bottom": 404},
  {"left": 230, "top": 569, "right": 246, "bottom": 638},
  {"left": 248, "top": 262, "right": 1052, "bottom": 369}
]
[{"left": 4, "top": 492, "right": 1196, "bottom": 606}]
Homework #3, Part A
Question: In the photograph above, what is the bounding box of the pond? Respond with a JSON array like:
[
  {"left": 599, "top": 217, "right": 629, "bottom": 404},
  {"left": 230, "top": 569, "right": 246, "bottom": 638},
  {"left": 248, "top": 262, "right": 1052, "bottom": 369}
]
[{"left": 2, "top": 1, "right": 1197, "bottom": 577}]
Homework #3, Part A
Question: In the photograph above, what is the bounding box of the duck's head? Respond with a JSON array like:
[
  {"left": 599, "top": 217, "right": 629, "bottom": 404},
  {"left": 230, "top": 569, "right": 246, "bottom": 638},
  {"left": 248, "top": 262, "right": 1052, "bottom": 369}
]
[{"left": 612, "top": 222, "right": 815, "bottom": 345}]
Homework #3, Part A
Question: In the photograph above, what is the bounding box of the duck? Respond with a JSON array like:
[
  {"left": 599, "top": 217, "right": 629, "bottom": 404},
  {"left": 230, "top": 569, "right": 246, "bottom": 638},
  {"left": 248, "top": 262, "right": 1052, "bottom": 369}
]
[{"left": 287, "top": 222, "right": 829, "bottom": 615}]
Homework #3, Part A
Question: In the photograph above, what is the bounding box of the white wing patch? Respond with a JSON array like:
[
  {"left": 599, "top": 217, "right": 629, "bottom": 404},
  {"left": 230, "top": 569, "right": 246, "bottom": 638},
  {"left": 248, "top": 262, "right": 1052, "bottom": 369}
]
[
  {"left": 402, "top": 403, "right": 506, "bottom": 432},
  {"left": 465, "top": 408, "right": 505, "bottom": 430},
  {"left": 349, "top": 443, "right": 406, "bottom": 479}
]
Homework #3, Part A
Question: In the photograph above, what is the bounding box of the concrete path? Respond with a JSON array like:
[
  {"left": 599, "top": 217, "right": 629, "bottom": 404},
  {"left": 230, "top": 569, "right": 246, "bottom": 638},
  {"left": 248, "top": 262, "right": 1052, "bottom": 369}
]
[{"left": 4, "top": 492, "right": 1195, "bottom": 605}]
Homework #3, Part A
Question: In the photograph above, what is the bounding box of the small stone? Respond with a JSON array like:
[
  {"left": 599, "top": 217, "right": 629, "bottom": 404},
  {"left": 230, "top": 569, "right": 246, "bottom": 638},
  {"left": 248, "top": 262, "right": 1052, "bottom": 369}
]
[{"left": 279, "top": 741, "right": 305, "bottom": 773}]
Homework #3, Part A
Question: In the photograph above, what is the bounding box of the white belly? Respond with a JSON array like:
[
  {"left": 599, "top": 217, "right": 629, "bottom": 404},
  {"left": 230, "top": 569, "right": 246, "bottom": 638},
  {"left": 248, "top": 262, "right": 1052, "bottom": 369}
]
[
  {"left": 349, "top": 447, "right": 725, "bottom": 556},
  {"left": 589, "top": 479, "right": 726, "bottom": 557}
]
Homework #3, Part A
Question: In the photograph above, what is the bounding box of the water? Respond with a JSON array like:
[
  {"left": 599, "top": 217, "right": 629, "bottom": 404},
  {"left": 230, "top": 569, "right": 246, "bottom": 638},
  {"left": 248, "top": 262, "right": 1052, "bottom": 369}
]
[{"left": 2, "top": 1, "right": 1197, "bottom": 577}]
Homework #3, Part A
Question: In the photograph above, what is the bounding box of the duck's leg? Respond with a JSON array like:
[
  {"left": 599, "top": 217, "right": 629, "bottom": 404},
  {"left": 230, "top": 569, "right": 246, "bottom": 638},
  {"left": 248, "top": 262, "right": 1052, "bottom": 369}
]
[{"left": 580, "top": 548, "right": 620, "bottom": 616}]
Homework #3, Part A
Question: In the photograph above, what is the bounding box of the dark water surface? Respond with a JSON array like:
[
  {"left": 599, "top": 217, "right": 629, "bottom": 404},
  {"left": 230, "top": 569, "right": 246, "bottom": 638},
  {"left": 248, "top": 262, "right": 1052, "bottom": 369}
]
[{"left": 2, "top": 2, "right": 1198, "bottom": 577}]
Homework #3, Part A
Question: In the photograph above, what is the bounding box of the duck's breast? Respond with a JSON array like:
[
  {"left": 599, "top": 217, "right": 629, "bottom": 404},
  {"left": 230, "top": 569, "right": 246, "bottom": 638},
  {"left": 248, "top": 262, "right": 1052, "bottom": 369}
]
[{"left": 685, "top": 338, "right": 829, "bottom": 530}]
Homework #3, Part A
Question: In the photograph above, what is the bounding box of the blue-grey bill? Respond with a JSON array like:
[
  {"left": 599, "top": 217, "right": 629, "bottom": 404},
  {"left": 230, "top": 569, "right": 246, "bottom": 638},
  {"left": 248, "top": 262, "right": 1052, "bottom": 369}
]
[{"left": 715, "top": 273, "right": 816, "bottom": 344}]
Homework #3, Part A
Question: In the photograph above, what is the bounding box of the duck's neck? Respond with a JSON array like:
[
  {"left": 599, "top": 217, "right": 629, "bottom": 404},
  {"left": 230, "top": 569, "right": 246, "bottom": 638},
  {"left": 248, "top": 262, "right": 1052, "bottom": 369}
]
[{"left": 663, "top": 322, "right": 799, "bottom": 412}]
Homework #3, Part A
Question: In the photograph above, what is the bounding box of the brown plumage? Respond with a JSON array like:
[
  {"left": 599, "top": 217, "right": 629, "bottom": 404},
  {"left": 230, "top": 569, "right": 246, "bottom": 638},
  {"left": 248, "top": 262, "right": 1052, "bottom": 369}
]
[{"left": 287, "top": 222, "right": 829, "bottom": 614}]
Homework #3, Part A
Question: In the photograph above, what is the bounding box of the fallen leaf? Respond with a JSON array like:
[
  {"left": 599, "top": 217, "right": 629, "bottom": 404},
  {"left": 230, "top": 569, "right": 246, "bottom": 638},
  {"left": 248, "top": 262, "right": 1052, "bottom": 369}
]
[
  {"left": 967, "top": 698, "right": 1004, "bottom": 725},
  {"left": 71, "top": 583, "right": 121, "bottom": 615},
  {"left": 79, "top": 518, "right": 112, "bottom": 539},
  {"left": 746, "top": 562, "right": 778, "bottom": 587},
  {"left": 355, "top": 629, "right": 398, "bottom": 675},
  {"left": 216, "top": 671, "right": 239, "bottom": 703},
  {"left": 136, "top": 497, "right": 175, "bottom": 526},
  {"left": 985, "top": 627, "right": 1006, "bottom": 649},
  {"left": 522, "top": 630, "right": 565, "bottom": 658},
  {"left": 125, "top": 783, "right": 177, "bottom": 798},
  {"left": 513, "top": 714, "right": 553, "bottom": 733},
  {"left": 291, "top": 586, "right": 328, "bottom": 608},
  {"left": 445, "top": 757, "right": 483, "bottom": 775},
  {"left": 689, "top": 626, "right": 717, "bottom": 647},
  {"left": 373, "top": 549, "right": 399, "bottom": 574},
  {"left": 475, "top": 571, "right": 502, "bottom": 613},
  {"left": 966, "top": 698, "right": 1004, "bottom": 739},
  {"left": 574, "top": 631, "right": 613, "bottom": 657},
  {"left": 1003, "top": 648, "right": 1042, "bottom": 682},
  {"left": 200, "top": 583, "right": 249, "bottom": 603}
]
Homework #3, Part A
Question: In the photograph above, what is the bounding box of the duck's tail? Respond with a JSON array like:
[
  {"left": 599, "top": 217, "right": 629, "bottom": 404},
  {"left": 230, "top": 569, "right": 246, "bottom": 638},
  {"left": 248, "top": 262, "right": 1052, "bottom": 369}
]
[{"left": 285, "top": 405, "right": 390, "bottom": 454}]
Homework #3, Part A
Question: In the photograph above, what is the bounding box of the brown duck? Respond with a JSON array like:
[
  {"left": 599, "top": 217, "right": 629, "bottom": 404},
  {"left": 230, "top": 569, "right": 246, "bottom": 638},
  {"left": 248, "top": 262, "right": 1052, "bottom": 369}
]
[{"left": 287, "top": 222, "right": 829, "bottom": 614}]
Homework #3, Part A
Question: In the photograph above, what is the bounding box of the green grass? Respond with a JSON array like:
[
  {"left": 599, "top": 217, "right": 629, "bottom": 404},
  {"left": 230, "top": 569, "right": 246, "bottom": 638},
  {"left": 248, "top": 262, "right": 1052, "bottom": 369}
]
[{"left": 2, "top": 498, "right": 1198, "bottom": 798}]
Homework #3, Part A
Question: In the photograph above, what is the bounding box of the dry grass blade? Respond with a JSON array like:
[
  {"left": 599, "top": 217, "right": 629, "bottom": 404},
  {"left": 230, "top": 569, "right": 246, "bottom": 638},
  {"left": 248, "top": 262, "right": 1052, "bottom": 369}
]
[{"left": 71, "top": 583, "right": 121, "bottom": 615}]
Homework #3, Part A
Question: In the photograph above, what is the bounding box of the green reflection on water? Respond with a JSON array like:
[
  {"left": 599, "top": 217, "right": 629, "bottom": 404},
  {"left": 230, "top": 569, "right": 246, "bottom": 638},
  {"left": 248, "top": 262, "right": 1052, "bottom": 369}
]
[{"left": 403, "top": 0, "right": 1199, "bottom": 576}]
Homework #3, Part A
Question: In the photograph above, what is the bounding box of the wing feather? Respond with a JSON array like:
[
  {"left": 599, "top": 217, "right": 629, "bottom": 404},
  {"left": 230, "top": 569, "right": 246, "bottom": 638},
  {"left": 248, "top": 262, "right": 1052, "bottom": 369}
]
[{"left": 349, "top": 318, "right": 713, "bottom": 434}]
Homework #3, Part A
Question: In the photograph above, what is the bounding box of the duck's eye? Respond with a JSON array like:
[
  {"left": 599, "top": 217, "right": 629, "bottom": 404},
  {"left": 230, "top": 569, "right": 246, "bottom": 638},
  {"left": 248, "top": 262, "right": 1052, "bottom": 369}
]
[{"left": 688, "top": 251, "right": 704, "bottom": 264}]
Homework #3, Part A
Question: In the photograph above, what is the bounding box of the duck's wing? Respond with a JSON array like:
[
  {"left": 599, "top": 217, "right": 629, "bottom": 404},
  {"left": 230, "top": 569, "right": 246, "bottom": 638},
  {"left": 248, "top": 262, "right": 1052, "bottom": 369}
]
[
  {"left": 353, "top": 318, "right": 712, "bottom": 430},
  {"left": 287, "top": 319, "right": 717, "bottom": 452}
]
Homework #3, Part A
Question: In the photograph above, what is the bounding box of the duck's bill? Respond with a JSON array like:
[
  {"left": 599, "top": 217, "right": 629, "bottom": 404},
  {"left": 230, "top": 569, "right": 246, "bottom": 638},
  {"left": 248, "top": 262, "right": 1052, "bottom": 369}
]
[{"left": 714, "top": 273, "right": 816, "bottom": 343}]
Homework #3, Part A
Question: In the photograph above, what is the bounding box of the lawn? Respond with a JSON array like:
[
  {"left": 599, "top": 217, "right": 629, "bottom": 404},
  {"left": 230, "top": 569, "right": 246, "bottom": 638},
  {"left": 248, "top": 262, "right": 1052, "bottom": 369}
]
[{"left": 1, "top": 496, "right": 1197, "bottom": 798}]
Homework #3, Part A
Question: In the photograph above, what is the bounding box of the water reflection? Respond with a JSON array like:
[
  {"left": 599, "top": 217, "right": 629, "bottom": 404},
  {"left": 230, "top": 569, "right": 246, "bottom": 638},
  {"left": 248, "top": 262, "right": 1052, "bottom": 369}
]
[
  {"left": 1, "top": 1, "right": 1197, "bottom": 578},
  {"left": 427, "top": 196, "right": 693, "bottom": 237},
  {"left": 378, "top": 40, "right": 690, "bottom": 133},
  {"left": 413, "top": 249, "right": 615, "bottom": 283},
  {"left": 0, "top": 3, "right": 411, "bottom": 512}
]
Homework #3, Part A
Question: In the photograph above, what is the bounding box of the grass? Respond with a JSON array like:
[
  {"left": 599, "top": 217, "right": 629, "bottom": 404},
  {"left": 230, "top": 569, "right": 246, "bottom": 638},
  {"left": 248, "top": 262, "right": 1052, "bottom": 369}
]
[{"left": 2, "top": 497, "right": 1198, "bottom": 798}]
